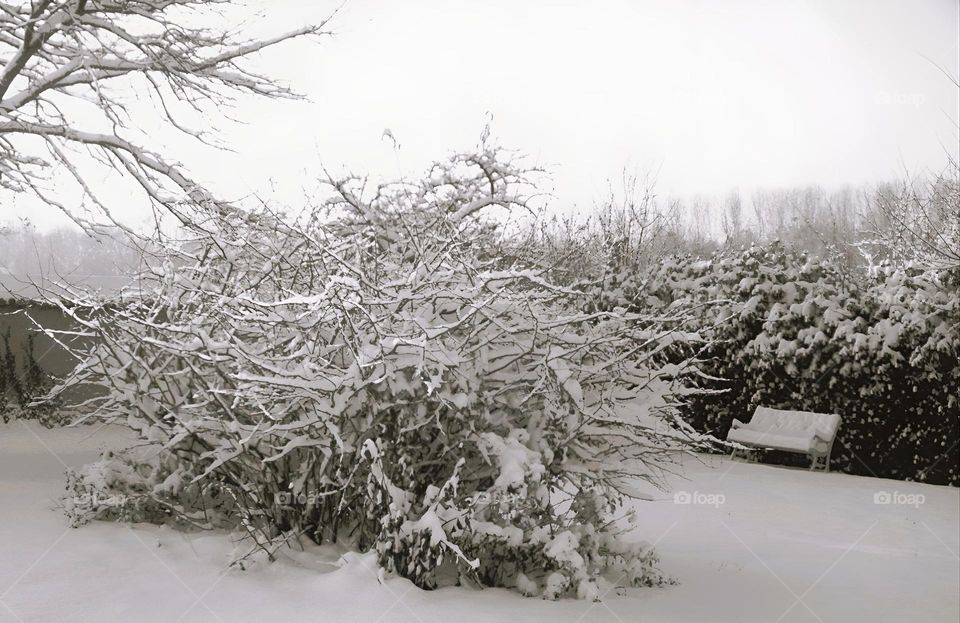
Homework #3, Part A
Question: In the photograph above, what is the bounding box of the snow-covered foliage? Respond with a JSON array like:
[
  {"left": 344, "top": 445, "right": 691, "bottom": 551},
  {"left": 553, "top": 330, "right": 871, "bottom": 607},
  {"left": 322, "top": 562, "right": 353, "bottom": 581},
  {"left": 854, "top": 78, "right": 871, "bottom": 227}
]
[
  {"left": 0, "top": 325, "right": 60, "bottom": 426},
  {"left": 50, "top": 147, "right": 710, "bottom": 597},
  {"left": 623, "top": 243, "right": 959, "bottom": 485}
]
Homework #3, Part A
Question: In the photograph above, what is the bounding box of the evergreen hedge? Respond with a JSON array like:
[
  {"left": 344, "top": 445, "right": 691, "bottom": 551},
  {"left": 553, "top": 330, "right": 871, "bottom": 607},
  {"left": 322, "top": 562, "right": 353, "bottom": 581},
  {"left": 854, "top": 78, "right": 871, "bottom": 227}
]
[{"left": 600, "top": 243, "right": 959, "bottom": 485}]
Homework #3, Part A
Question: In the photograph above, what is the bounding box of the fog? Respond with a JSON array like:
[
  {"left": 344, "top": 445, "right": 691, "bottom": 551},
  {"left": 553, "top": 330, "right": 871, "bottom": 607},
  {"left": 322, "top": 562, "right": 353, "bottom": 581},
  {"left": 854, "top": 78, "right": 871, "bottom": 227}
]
[{"left": 2, "top": 0, "right": 958, "bottom": 231}]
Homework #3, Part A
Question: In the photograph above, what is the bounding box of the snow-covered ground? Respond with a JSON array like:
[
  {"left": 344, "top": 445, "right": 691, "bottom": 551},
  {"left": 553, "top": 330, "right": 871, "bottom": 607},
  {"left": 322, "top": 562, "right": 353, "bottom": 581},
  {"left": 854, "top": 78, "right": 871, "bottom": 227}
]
[{"left": 1, "top": 421, "right": 957, "bottom": 623}]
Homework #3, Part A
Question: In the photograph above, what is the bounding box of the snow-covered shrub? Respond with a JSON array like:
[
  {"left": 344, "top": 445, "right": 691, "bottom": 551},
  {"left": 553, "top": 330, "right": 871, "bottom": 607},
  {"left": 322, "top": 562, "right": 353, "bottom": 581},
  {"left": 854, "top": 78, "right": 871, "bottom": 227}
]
[
  {"left": 633, "top": 243, "right": 959, "bottom": 485},
  {"left": 50, "top": 147, "right": 709, "bottom": 596},
  {"left": 63, "top": 451, "right": 172, "bottom": 527}
]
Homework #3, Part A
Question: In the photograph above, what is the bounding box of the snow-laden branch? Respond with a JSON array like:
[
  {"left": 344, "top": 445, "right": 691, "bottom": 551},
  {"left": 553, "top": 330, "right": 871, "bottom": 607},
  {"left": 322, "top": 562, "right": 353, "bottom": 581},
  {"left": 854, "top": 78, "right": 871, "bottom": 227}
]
[{"left": 0, "top": 0, "right": 335, "bottom": 227}]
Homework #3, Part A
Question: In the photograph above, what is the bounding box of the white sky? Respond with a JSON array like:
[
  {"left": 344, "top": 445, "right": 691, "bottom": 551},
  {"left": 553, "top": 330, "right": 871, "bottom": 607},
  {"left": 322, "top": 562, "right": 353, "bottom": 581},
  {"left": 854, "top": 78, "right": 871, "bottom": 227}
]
[{"left": 2, "top": 0, "right": 959, "bottom": 230}]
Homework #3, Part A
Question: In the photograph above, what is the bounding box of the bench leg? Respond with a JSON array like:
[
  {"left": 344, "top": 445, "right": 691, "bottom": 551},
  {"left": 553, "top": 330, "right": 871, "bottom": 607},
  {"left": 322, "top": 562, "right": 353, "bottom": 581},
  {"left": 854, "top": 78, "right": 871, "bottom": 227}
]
[
  {"left": 732, "top": 448, "right": 761, "bottom": 463},
  {"left": 731, "top": 448, "right": 753, "bottom": 462},
  {"left": 809, "top": 453, "right": 829, "bottom": 471}
]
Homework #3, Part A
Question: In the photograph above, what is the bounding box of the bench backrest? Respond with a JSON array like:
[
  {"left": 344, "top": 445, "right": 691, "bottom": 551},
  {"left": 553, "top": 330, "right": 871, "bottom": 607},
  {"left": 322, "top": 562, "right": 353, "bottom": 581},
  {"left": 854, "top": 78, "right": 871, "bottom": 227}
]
[{"left": 750, "top": 406, "right": 840, "bottom": 438}]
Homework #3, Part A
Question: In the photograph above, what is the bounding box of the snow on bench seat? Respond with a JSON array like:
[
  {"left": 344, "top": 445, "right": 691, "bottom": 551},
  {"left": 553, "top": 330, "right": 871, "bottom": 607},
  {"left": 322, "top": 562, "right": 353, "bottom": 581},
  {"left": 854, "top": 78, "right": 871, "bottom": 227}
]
[{"left": 726, "top": 406, "right": 841, "bottom": 471}]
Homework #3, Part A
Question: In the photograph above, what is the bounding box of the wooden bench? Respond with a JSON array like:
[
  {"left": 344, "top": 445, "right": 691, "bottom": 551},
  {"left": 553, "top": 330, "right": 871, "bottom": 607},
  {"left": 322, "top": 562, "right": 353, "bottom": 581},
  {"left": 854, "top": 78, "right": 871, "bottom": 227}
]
[{"left": 726, "top": 406, "right": 841, "bottom": 471}]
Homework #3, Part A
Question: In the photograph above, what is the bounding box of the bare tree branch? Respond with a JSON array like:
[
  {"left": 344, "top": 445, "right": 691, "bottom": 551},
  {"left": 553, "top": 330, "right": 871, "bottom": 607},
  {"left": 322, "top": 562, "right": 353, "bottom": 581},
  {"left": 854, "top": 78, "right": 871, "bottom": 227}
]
[{"left": 0, "top": 0, "right": 335, "bottom": 230}]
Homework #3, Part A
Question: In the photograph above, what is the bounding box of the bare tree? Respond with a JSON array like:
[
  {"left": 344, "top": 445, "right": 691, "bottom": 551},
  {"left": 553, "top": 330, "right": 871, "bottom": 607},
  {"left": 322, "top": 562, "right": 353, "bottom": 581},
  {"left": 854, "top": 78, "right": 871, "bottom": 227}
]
[
  {"left": 865, "top": 158, "right": 960, "bottom": 270},
  {"left": 720, "top": 189, "right": 750, "bottom": 246},
  {"left": 0, "top": 1, "right": 334, "bottom": 232},
  {"left": 862, "top": 70, "right": 960, "bottom": 270}
]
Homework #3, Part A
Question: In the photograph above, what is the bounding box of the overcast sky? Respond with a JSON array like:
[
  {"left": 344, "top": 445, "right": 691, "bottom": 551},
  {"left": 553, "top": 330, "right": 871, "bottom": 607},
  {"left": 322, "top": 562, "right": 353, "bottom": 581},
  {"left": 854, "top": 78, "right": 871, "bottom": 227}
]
[{"left": 3, "top": 0, "right": 959, "bottom": 231}]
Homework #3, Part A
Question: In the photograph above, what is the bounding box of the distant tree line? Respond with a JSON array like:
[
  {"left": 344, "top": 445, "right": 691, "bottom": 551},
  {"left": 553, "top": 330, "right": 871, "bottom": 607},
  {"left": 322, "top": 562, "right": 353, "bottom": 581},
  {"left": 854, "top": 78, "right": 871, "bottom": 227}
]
[
  {"left": 0, "top": 223, "right": 140, "bottom": 286},
  {"left": 3, "top": 159, "right": 956, "bottom": 291},
  {"left": 507, "top": 160, "right": 958, "bottom": 282}
]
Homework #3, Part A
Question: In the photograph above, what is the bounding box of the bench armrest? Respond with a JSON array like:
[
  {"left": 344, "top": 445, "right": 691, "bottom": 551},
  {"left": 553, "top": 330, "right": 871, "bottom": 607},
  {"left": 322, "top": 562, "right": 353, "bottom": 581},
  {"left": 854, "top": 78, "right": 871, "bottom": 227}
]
[{"left": 811, "top": 427, "right": 834, "bottom": 442}]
